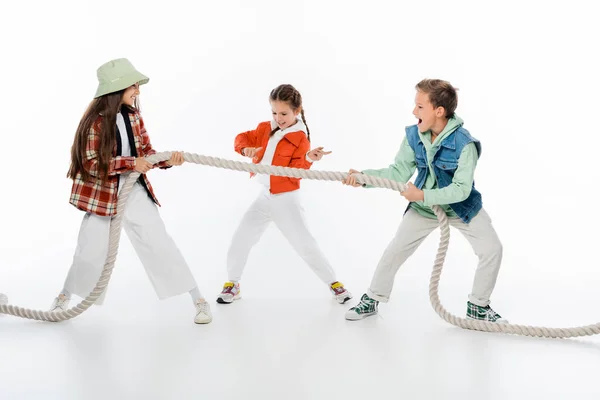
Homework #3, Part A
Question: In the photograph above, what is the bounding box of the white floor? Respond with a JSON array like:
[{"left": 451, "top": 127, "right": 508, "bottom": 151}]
[{"left": 3, "top": 280, "right": 600, "bottom": 399}]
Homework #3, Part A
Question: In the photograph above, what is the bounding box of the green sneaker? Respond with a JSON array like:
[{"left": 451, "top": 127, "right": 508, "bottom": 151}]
[
  {"left": 466, "top": 301, "right": 508, "bottom": 323},
  {"left": 345, "top": 293, "right": 379, "bottom": 320}
]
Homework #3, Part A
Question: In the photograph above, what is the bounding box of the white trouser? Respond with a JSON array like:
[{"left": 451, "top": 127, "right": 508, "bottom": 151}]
[
  {"left": 368, "top": 208, "right": 503, "bottom": 307},
  {"left": 63, "top": 181, "right": 198, "bottom": 305},
  {"left": 227, "top": 189, "right": 337, "bottom": 285}
]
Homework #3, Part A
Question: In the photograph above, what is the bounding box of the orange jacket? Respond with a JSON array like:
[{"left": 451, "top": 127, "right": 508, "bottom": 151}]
[{"left": 234, "top": 121, "right": 312, "bottom": 194}]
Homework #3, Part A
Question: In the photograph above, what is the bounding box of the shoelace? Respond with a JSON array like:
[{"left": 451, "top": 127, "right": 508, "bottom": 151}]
[
  {"left": 332, "top": 287, "right": 345, "bottom": 295},
  {"left": 196, "top": 302, "right": 210, "bottom": 314},
  {"left": 486, "top": 308, "right": 501, "bottom": 320},
  {"left": 352, "top": 300, "right": 373, "bottom": 313},
  {"left": 350, "top": 298, "right": 384, "bottom": 320},
  {"left": 222, "top": 284, "right": 236, "bottom": 294},
  {"left": 53, "top": 297, "right": 68, "bottom": 310}
]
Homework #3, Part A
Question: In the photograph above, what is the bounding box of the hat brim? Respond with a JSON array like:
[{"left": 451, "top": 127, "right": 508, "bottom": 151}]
[{"left": 94, "top": 71, "right": 149, "bottom": 98}]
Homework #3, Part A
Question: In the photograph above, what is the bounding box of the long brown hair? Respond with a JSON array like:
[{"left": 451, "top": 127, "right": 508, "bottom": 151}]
[
  {"left": 67, "top": 90, "right": 139, "bottom": 182},
  {"left": 269, "top": 84, "right": 310, "bottom": 141}
]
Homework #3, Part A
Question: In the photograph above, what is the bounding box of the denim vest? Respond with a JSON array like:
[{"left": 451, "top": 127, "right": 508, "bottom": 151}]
[{"left": 405, "top": 124, "right": 482, "bottom": 223}]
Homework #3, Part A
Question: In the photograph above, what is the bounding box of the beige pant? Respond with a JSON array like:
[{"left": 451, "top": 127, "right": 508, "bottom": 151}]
[
  {"left": 63, "top": 182, "right": 198, "bottom": 305},
  {"left": 368, "top": 208, "right": 503, "bottom": 306}
]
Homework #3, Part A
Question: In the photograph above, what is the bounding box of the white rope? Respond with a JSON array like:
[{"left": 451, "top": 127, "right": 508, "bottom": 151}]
[
  {"left": 1, "top": 151, "right": 598, "bottom": 338},
  {"left": 0, "top": 164, "right": 140, "bottom": 322}
]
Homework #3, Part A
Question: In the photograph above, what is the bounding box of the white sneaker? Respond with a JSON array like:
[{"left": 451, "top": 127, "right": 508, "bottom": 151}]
[
  {"left": 466, "top": 301, "right": 508, "bottom": 324},
  {"left": 345, "top": 293, "right": 379, "bottom": 321},
  {"left": 194, "top": 299, "right": 212, "bottom": 324},
  {"left": 0, "top": 293, "right": 8, "bottom": 305},
  {"left": 217, "top": 281, "right": 241, "bottom": 304},
  {"left": 50, "top": 294, "right": 70, "bottom": 312},
  {"left": 330, "top": 281, "right": 352, "bottom": 304}
]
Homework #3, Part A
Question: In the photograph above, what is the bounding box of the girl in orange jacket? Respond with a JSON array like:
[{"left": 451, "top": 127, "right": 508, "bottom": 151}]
[{"left": 217, "top": 84, "right": 352, "bottom": 305}]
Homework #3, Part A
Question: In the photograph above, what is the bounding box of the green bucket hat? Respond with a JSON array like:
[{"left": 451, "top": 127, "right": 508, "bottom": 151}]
[{"left": 94, "top": 58, "right": 149, "bottom": 98}]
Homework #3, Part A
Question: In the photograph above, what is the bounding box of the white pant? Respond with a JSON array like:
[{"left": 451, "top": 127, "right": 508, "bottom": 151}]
[
  {"left": 227, "top": 189, "right": 337, "bottom": 285},
  {"left": 63, "top": 181, "right": 198, "bottom": 305},
  {"left": 368, "top": 208, "right": 503, "bottom": 307}
]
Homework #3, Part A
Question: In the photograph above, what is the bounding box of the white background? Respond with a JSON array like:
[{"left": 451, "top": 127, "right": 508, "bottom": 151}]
[{"left": 1, "top": 0, "right": 600, "bottom": 399}]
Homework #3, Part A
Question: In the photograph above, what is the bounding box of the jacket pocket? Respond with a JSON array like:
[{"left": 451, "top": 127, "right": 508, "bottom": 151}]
[
  {"left": 272, "top": 155, "right": 292, "bottom": 166},
  {"left": 415, "top": 154, "right": 427, "bottom": 168},
  {"left": 434, "top": 158, "right": 458, "bottom": 171}
]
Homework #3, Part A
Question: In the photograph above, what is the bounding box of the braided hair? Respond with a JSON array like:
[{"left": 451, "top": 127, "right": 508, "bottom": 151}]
[{"left": 269, "top": 84, "right": 310, "bottom": 142}]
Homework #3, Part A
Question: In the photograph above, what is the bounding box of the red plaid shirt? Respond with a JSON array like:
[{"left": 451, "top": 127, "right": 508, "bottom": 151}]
[{"left": 69, "top": 110, "right": 169, "bottom": 216}]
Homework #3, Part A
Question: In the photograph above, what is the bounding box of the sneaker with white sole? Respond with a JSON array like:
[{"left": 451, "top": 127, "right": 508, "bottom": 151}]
[
  {"left": 466, "top": 301, "right": 508, "bottom": 323},
  {"left": 194, "top": 299, "right": 212, "bottom": 324},
  {"left": 330, "top": 281, "right": 352, "bottom": 304},
  {"left": 217, "top": 281, "right": 241, "bottom": 304},
  {"left": 0, "top": 293, "right": 7, "bottom": 306},
  {"left": 345, "top": 293, "right": 379, "bottom": 320},
  {"left": 50, "top": 294, "right": 70, "bottom": 313}
]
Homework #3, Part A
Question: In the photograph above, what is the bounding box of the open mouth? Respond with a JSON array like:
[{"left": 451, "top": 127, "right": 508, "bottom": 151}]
[{"left": 418, "top": 118, "right": 422, "bottom": 124}]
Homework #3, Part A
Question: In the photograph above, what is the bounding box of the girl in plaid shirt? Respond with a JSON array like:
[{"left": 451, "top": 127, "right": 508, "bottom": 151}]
[{"left": 49, "top": 58, "right": 212, "bottom": 324}]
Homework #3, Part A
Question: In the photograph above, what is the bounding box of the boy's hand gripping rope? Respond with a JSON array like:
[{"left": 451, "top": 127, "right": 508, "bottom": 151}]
[{"left": 1, "top": 151, "right": 599, "bottom": 338}]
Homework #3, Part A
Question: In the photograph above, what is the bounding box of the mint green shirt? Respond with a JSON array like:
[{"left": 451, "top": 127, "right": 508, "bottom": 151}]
[{"left": 361, "top": 116, "right": 478, "bottom": 219}]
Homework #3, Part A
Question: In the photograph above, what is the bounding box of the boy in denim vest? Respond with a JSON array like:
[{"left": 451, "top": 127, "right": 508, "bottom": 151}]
[{"left": 343, "top": 79, "right": 506, "bottom": 323}]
